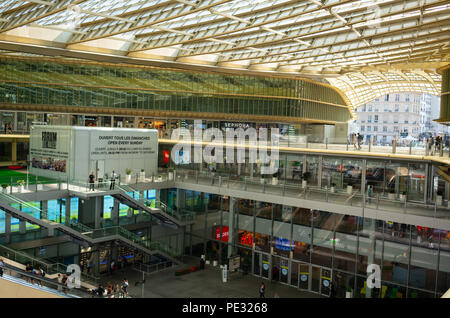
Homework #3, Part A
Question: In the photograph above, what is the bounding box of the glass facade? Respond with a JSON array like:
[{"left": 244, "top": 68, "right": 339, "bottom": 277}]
[
  {"left": 0, "top": 57, "right": 351, "bottom": 125},
  {"left": 187, "top": 194, "right": 450, "bottom": 298}
]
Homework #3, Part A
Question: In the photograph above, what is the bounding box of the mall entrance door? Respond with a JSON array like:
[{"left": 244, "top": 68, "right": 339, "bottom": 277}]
[
  {"left": 272, "top": 256, "right": 289, "bottom": 284},
  {"left": 254, "top": 252, "right": 271, "bottom": 279},
  {"left": 294, "top": 261, "right": 332, "bottom": 297}
]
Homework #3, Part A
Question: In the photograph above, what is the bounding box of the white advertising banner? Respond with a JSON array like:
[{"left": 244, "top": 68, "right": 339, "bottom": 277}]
[{"left": 89, "top": 131, "right": 156, "bottom": 159}]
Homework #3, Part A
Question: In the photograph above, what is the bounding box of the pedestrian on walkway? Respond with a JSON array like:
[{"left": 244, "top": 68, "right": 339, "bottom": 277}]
[
  {"left": 110, "top": 170, "right": 117, "bottom": 190},
  {"left": 122, "top": 278, "right": 129, "bottom": 297},
  {"left": 259, "top": 282, "right": 265, "bottom": 298},
  {"left": 330, "top": 282, "right": 336, "bottom": 298},
  {"left": 357, "top": 133, "right": 363, "bottom": 150},
  {"left": 0, "top": 258, "right": 4, "bottom": 277},
  {"left": 88, "top": 172, "right": 95, "bottom": 191}
]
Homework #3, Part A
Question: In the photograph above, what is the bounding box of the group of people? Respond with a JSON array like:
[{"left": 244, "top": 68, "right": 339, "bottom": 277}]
[
  {"left": 24, "top": 263, "right": 47, "bottom": 287},
  {"left": 88, "top": 170, "right": 117, "bottom": 191},
  {"left": 90, "top": 278, "right": 128, "bottom": 298},
  {"left": 350, "top": 133, "right": 364, "bottom": 150},
  {"left": 426, "top": 135, "right": 445, "bottom": 155},
  {"left": 3, "top": 123, "right": 12, "bottom": 134}
]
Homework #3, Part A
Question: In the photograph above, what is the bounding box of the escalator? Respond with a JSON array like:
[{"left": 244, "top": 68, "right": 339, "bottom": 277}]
[
  {"left": 114, "top": 184, "right": 195, "bottom": 227},
  {"left": 0, "top": 242, "right": 98, "bottom": 289},
  {"left": 0, "top": 193, "right": 181, "bottom": 265}
]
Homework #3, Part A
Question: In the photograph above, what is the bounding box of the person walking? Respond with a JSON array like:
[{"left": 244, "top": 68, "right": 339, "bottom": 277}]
[
  {"left": 88, "top": 172, "right": 95, "bottom": 191},
  {"left": 110, "top": 170, "right": 117, "bottom": 190},
  {"left": 330, "top": 282, "right": 336, "bottom": 298},
  {"left": 259, "top": 282, "right": 265, "bottom": 298},
  {"left": 357, "top": 133, "right": 363, "bottom": 150},
  {"left": 56, "top": 273, "right": 63, "bottom": 291},
  {"left": 0, "top": 258, "right": 4, "bottom": 277},
  {"left": 122, "top": 278, "right": 129, "bottom": 297}
]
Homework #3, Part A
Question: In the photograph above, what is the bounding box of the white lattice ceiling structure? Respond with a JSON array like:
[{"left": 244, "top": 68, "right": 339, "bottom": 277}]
[{"left": 0, "top": 0, "right": 449, "bottom": 114}]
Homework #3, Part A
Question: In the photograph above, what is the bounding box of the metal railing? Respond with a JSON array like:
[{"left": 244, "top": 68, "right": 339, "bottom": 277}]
[{"left": 0, "top": 243, "right": 99, "bottom": 285}]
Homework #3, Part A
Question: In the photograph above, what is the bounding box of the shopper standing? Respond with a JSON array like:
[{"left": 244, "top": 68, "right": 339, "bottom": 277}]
[
  {"left": 110, "top": 170, "right": 117, "bottom": 190},
  {"left": 88, "top": 172, "right": 95, "bottom": 191}
]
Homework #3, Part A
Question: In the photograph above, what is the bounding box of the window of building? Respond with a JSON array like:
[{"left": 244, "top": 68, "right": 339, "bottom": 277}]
[
  {"left": 374, "top": 115, "right": 378, "bottom": 123},
  {"left": 367, "top": 126, "right": 371, "bottom": 132},
  {"left": 361, "top": 126, "right": 365, "bottom": 132},
  {"left": 368, "top": 105, "right": 372, "bottom": 112},
  {"left": 394, "top": 126, "right": 399, "bottom": 132},
  {"left": 374, "top": 126, "right": 378, "bottom": 132},
  {"left": 362, "top": 105, "right": 366, "bottom": 112},
  {"left": 405, "top": 106, "right": 409, "bottom": 112},
  {"left": 404, "top": 120, "right": 408, "bottom": 124},
  {"left": 385, "top": 94, "right": 389, "bottom": 101},
  {"left": 405, "top": 94, "right": 410, "bottom": 102},
  {"left": 368, "top": 115, "right": 372, "bottom": 123},
  {"left": 395, "top": 105, "right": 399, "bottom": 112},
  {"left": 395, "top": 94, "right": 400, "bottom": 102},
  {"left": 383, "top": 126, "right": 387, "bottom": 132}
]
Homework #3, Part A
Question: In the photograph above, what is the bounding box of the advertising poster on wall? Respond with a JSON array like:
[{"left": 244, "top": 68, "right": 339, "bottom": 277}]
[{"left": 30, "top": 126, "right": 70, "bottom": 178}]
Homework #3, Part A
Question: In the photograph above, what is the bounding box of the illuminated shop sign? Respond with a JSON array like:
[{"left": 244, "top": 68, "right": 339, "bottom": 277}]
[
  {"left": 240, "top": 232, "right": 253, "bottom": 246},
  {"left": 275, "top": 237, "right": 293, "bottom": 251},
  {"left": 215, "top": 226, "right": 229, "bottom": 242}
]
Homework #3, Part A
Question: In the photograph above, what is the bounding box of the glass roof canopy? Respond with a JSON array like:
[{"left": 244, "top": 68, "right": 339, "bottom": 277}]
[{"left": 0, "top": 0, "right": 448, "bottom": 113}]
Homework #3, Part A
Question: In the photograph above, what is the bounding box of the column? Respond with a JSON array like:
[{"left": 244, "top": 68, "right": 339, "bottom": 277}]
[
  {"left": 227, "top": 197, "right": 235, "bottom": 258},
  {"left": 95, "top": 196, "right": 104, "bottom": 229},
  {"left": 5, "top": 214, "right": 11, "bottom": 244},
  {"left": 112, "top": 198, "right": 119, "bottom": 226},
  {"left": 11, "top": 140, "right": 17, "bottom": 163},
  {"left": 92, "top": 247, "right": 100, "bottom": 276},
  {"left": 64, "top": 197, "right": 71, "bottom": 226},
  {"left": 155, "top": 189, "right": 160, "bottom": 203},
  {"left": 318, "top": 156, "right": 323, "bottom": 188},
  {"left": 41, "top": 200, "right": 49, "bottom": 237},
  {"left": 139, "top": 190, "right": 144, "bottom": 220},
  {"left": 365, "top": 218, "right": 376, "bottom": 298},
  {"left": 19, "top": 204, "right": 26, "bottom": 234}
]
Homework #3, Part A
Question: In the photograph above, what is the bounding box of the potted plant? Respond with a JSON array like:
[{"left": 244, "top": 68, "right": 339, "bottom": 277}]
[
  {"left": 436, "top": 190, "right": 443, "bottom": 205},
  {"left": 346, "top": 182, "right": 353, "bottom": 194},
  {"left": 302, "top": 172, "right": 309, "bottom": 188},
  {"left": 158, "top": 174, "right": 163, "bottom": 182},
  {"left": 1, "top": 184, "right": 8, "bottom": 194},
  {"left": 346, "top": 287, "right": 353, "bottom": 298},
  {"left": 399, "top": 191, "right": 406, "bottom": 202},
  {"left": 139, "top": 169, "right": 146, "bottom": 182},
  {"left": 272, "top": 172, "right": 279, "bottom": 185},
  {"left": 168, "top": 168, "right": 174, "bottom": 181},
  {"left": 330, "top": 183, "right": 336, "bottom": 193},
  {"left": 17, "top": 179, "right": 25, "bottom": 193},
  {"left": 388, "top": 189, "right": 396, "bottom": 200},
  {"left": 125, "top": 168, "right": 132, "bottom": 183}
]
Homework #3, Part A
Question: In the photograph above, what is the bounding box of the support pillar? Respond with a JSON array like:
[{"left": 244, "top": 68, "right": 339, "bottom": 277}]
[
  {"left": 112, "top": 198, "right": 119, "bottom": 226},
  {"left": 5, "top": 214, "right": 11, "bottom": 244},
  {"left": 227, "top": 197, "right": 236, "bottom": 258},
  {"left": 64, "top": 197, "right": 71, "bottom": 226},
  {"left": 95, "top": 196, "right": 104, "bottom": 229},
  {"left": 19, "top": 204, "right": 26, "bottom": 234},
  {"left": 11, "top": 140, "right": 17, "bottom": 163},
  {"left": 40, "top": 200, "right": 49, "bottom": 237}
]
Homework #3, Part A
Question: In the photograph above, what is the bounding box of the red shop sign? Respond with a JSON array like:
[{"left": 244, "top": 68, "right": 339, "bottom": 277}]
[{"left": 215, "top": 226, "right": 229, "bottom": 242}]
